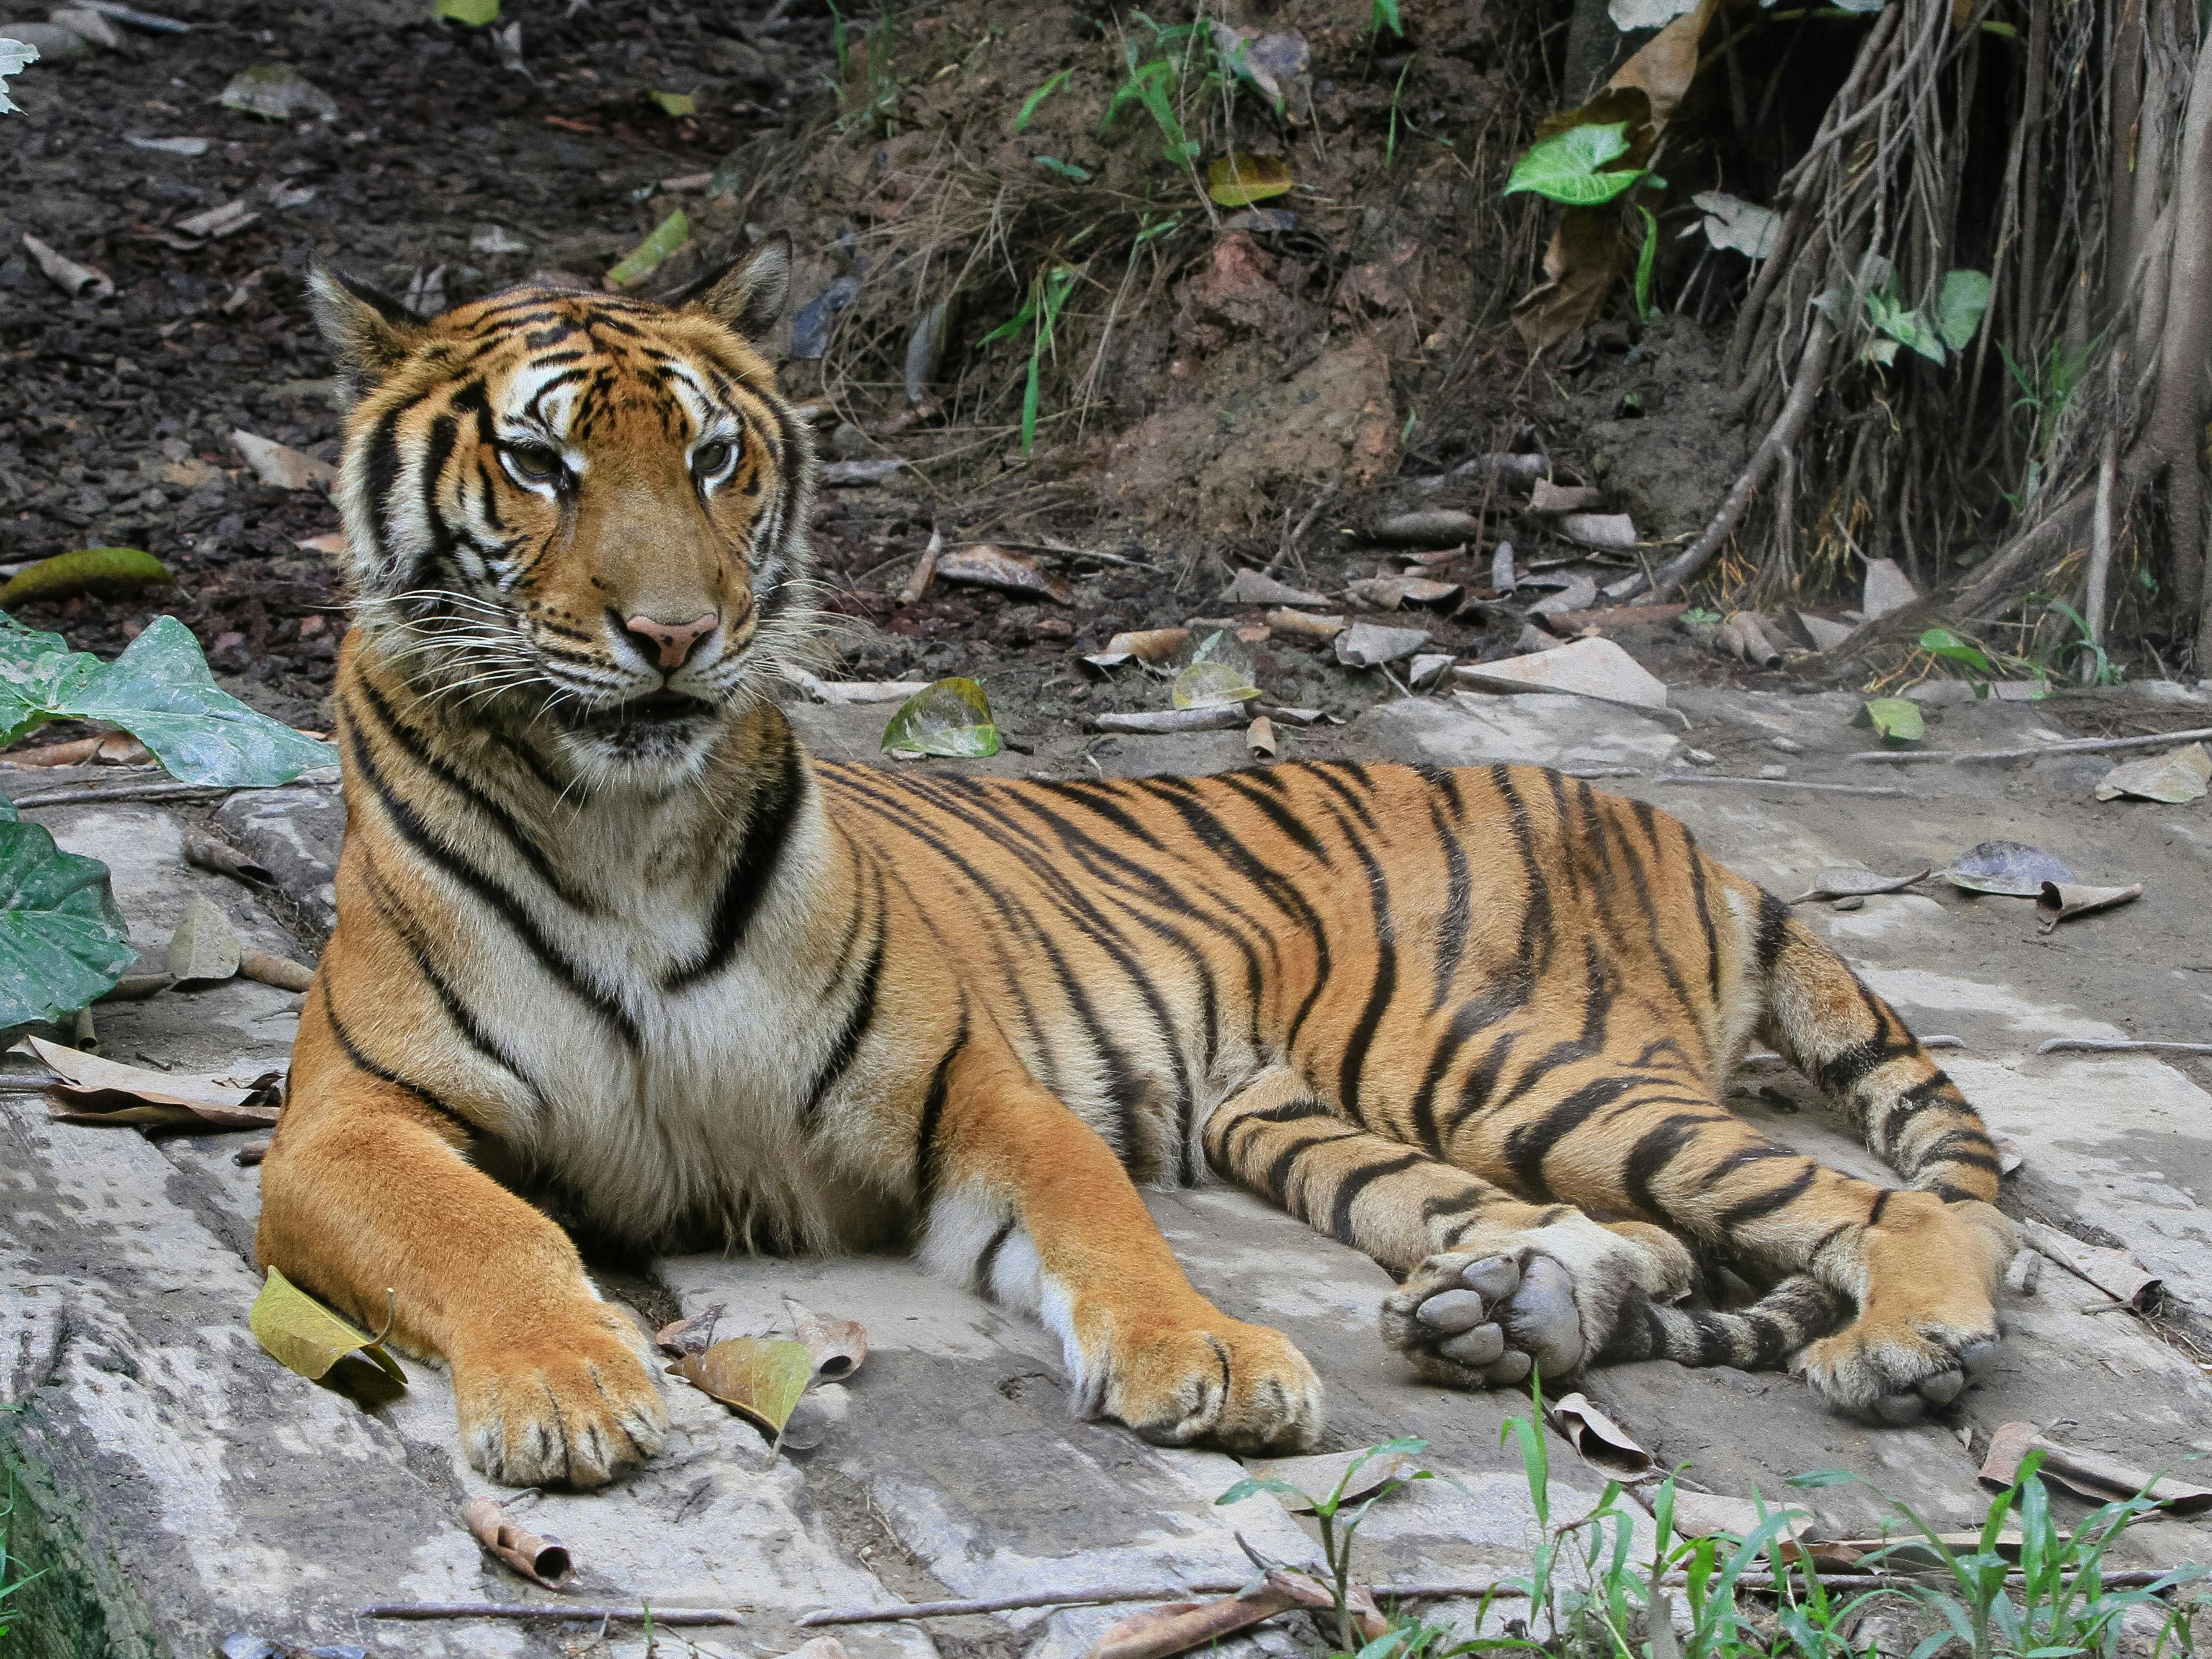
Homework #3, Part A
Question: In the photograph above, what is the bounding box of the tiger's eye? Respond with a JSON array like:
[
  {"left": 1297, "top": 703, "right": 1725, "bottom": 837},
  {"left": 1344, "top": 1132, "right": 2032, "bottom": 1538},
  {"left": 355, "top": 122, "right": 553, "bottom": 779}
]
[
  {"left": 693, "top": 439, "right": 734, "bottom": 476},
  {"left": 504, "top": 442, "right": 563, "bottom": 483}
]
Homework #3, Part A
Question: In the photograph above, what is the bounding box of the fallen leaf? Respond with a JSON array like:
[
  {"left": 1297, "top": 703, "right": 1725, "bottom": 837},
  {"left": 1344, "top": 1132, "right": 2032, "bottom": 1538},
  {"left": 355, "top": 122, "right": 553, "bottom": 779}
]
[
  {"left": 1221, "top": 569, "right": 1329, "bottom": 608},
  {"left": 1861, "top": 557, "right": 1918, "bottom": 619},
  {"left": 125, "top": 133, "right": 210, "bottom": 157},
  {"left": 469, "top": 223, "right": 528, "bottom": 256},
  {"left": 1206, "top": 153, "right": 1292, "bottom": 207},
  {"left": 606, "top": 210, "right": 691, "bottom": 288},
  {"left": 1, "top": 731, "right": 148, "bottom": 769},
  {"left": 1691, "top": 190, "right": 1780, "bottom": 259},
  {"left": 1798, "top": 611, "right": 1854, "bottom": 651},
  {"left": 1241, "top": 1445, "right": 1412, "bottom": 1513},
  {"left": 784, "top": 1297, "right": 867, "bottom": 1380},
  {"left": 1102, "top": 627, "right": 1189, "bottom": 664},
  {"left": 1980, "top": 1421, "right": 2211, "bottom": 1515},
  {"left": 174, "top": 199, "right": 259, "bottom": 241},
  {"left": 1407, "top": 653, "right": 1453, "bottom": 689},
  {"left": 218, "top": 63, "right": 339, "bottom": 122},
  {"left": 647, "top": 89, "right": 697, "bottom": 117},
  {"left": 905, "top": 293, "right": 959, "bottom": 405},
  {"left": 1265, "top": 608, "right": 1345, "bottom": 641},
  {"left": 0, "top": 548, "right": 171, "bottom": 609},
  {"left": 1335, "top": 622, "right": 1431, "bottom": 669},
  {"left": 15, "top": 1032, "right": 280, "bottom": 1128},
  {"left": 1667, "top": 1490, "right": 1812, "bottom": 1544},
  {"left": 295, "top": 531, "right": 349, "bottom": 557},
  {"left": 1090, "top": 707, "right": 1247, "bottom": 735},
  {"left": 1091, "top": 1572, "right": 1384, "bottom": 1659},
  {"left": 168, "top": 893, "right": 241, "bottom": 987},
  {"left": 788, "top": 671, "right": 933, "bottom": 705},
  {"left": 20, "top": 233, "right": 113, "bottom": 301},
  {"left": 1512, "top": 204, "right": 1629, "bottom": 354},
  {"left": 249, "top": 1265, "right": 407, "bottom": 1403},
  {"left": 1173, "top": 659, "right": 1261, "bottom": 709},
  {"left": 2035, "top": 880, "right": 2143, "bottom": 932},
  {"left": 1370, "top": 510, "right": 1479, "bottom": 548},
  {"left": 1941, "top": 840, "right": 2075, "bottom": 897},
  {"left": 1527, "top": 575, "right": 1600, "bottom": 617},
  {"left": 1245, "top": 715, "right": 1278, "bottom": 759},
  {"left": 1607, "top": 0, "right": 1717, "bottom": 126},
  {"left": 676, "top": 1336, "right": 815, "bottom": 1448},
  {"left": 1861, "top": 697, "right": 1925, "bottom": 745},
  {"left": 935, "top": 545, "right": 1073, "bottom": 604},
  {"left": 1348, "top": 575, "right": 1463, "bottom": 611},
  {"left": 1791, "top": 865, "right": 1930, "bottom": 903},
  {"left": 897, "top": 527, "right": 940, "bottom": 604},
  {"left": 822, "top": 458, "right": 906, "bottom": 487},
  {"left": 2094, "top": 742, "right": 2210, "bottom": 803},
  {"left": 2018, "top": 1218, "right": 2160, "bottom": 1308},
  {"left": 1530, "top": 478, "right": 1603, "bottom": 513},
  {"left": 1559, "top": 512, "right": 1639, "bottom": 549},
  {"left": 1547, "top": 1392, "right": 1652, "bottom": 1476},
  {"left": 232, "top": 431, "right": 337, "bottom": 492},
  {"left": 882, "top": 677, "right": 1000, "bottom": 759},
  {"left": 460, "top": 1496, "right": 571, "bottom": 1588},
  {"left": 1453, "top": 637, "right": 1668, "bottom": 712},
  {"left": 656, "top": 1302, "right": 725, "bottom": 1356},
  {"left": 239, "top": 948, "right": 315, "bottom": 993}
]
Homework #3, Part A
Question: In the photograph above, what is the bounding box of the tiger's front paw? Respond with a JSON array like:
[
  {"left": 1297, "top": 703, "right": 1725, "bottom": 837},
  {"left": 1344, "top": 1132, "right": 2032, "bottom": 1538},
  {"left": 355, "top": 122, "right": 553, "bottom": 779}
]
[
  {"left": 452, "top": 1302, "right": 668, "bottom": 1488},
  {"left": 1081, "top": 1315, "right": 1323, "bottom": 1455}
]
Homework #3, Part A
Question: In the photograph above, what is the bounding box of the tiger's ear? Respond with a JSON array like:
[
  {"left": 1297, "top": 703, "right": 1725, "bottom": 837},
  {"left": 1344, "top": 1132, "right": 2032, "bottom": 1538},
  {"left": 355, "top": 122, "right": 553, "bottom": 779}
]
[
  {"left": 685, "top": 234, "right": 793, "bottom": 341},
  {"left": 308, "top": 265, "right": 423, "bottom": 394}
]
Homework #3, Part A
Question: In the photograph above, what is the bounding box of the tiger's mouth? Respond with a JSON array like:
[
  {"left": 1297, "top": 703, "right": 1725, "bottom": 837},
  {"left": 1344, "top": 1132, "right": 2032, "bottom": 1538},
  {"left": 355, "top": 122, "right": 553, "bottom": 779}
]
[{"left": 557, "top": 689, "right": 715, "bottom": 731}]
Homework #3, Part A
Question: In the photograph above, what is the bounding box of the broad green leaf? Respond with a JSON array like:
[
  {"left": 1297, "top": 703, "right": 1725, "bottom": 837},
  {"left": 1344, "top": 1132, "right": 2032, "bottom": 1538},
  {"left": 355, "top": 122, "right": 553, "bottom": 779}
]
[
  {"left": 0, "top": 816, "right": 133, "bottom": 1026},
  {"left": 249, "top": 1266, "right": 408, "bottom": 1404},
  {"left": 1865, "top": 287, "right": 1945, "bottom": 364},
  {"left": 882, "top": 676, "right": 1001, "bottom": 759},
  {"left": 1504, "top": 122, "right": 1642, "bottom": 206},
  {"left": 0, "top": 547, "right": 172, "bottom": 610},
  {"left": 433, "top": 0, "right": 499, "bottom": 22},
  {"left": 606, "top": 210, "right": 692, "bottom": 287},
  {"left": 677, "top": 1336, "right": 815, "bottom": 1449},
  {"left": 1173, "top": 633, "right": 1260, "bottom": 709},
  {"left": 1863, "top": 697, "right": 1925, "bottom": 744},
  {"left": 647, "top": 89, "right": 697, "bottom": 117},
  {"left": 0, "top": 36, "right": 36, "bottom": 117},
  {"left": 50, "top": 618, "right": 334, "bottom": 785},
  {"left": 1206, "top": 152, "right": 1292, "bottom": 207},
  {"left": 1934, "top": 267, "right": 1992, "bottom": 351},
  {"left": 1919, "top": 625, "right": 1992, "bottom": 675}
]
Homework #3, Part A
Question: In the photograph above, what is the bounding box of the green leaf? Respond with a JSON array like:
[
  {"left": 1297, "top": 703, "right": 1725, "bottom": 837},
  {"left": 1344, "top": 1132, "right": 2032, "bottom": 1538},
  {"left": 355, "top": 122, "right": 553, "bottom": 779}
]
[
  {"left": 27, "top": 617, "right": 334, "bottom": 785},
  {"left": 647, "top": 89, "right": 697, "bottom": 117},
  {"left": 1016, "top": 68, "right": 1068, "bottom": 132},
  {"left": 249, "top": 1266, "right": 408, "bottom": 1404},
  {"left": 1033, "top": 155, "right": 1092, "bottom": 182},
  {"left": 882, "top": 677, "right": 1001, "bottom": 759},
  {"left": 1206, "top": 153, "right": 1292, "bottom": 207},
  {"left": 1504, "top": 122, "right": 1643, "bottom": 205},
  {"left": 1865, "top": 285, "right": 1945, "bottom": 364},
  {"left": 0, "top": 816, "right": 133, "bottom": 1026},
  {"left": 432, "top": 0, "right": 499, "bottom": 24},
  {"left": 0, "top": 548, "right": 172, "bottom": 610},
  {"left": 1934, "top": 267, "right": 1992, "bottom": 351},
  {"left": 676, "top": 1336, "right": 815, "bottom": 1450},
  {"left": 1214, "top": 1475, "right": 1312, "bottom": 1506},
  {"left": 606, "top": 210, "right": 692, "bottom": 287},
  {"left": 1919, "top": 625, "right": 1992, "bottom": 676},
  {"left": 1172, "top": 659, "right": 1260, "bottom": 709},
  {"left": 1863, "top": 697, "right": 1925, "bottom": 744}
]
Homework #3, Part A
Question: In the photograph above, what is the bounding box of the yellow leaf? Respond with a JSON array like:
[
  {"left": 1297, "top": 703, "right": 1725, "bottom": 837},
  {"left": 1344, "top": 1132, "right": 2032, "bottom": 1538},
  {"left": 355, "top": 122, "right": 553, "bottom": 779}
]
[
  {"left": 249, "top": 1266, "right": 406, "bottom": 1404},
  {"left": 1206, "top": 153, "right": 1293, "bottom": 208},
  {"left": 605, "top": 210, "right": 691, "bottom": 287},
  {"left": 648, "top": 89, "right": 697, "bottom": 117},
  {"left": 676, "top": 1337, "right": 815, "bottom": 1447}
]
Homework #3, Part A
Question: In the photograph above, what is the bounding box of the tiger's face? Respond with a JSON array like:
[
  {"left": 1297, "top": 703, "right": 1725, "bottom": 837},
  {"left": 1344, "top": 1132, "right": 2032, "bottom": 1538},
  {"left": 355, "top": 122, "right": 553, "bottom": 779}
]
[{"left": 310, "top": 239, "right": 818, "bottom": 779}]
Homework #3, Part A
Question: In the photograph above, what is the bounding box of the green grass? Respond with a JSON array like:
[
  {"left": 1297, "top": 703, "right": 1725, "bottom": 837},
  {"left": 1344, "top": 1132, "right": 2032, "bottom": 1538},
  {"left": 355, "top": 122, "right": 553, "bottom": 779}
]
[
  {"left": 0, "top": 1480, "right": 40, "bottom": 1647},
  {"left": 1222, "top": 1377, "right": 2206, "bottom": 1659}
]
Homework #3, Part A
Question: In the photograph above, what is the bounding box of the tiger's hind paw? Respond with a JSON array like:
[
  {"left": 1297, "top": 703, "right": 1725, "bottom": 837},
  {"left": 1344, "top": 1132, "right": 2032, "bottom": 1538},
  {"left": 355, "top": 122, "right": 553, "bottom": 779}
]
[
  {"left": 1383, "top": 1250, "right": 1608, "bottom": 1388},
  {"left": 1799, "top": 1320, "right": 2001, "bottom": 1424}
]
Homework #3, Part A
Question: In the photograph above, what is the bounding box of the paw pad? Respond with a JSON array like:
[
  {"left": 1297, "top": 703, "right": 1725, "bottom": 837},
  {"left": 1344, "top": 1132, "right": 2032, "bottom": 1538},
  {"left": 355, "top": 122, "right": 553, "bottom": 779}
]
[{"left": 1382, "top": 1250, "right": 1592, "bottom": 1389}]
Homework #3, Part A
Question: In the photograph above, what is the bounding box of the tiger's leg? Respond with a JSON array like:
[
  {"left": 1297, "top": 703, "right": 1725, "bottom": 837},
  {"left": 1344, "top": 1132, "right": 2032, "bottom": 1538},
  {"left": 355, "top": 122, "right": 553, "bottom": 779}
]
[
  {"left": 1202, "top": 1069, "right": 1841, "bottom": 1391},
  {"left": 257, "top": 989, "right": 667, "bottom": 1488},
  {"left": 1492, "top": 1067, "right": 2007, "bottom": 1422},
  {"left": 916, "top": 1037, "right": 1322, "bottom": 1452}
]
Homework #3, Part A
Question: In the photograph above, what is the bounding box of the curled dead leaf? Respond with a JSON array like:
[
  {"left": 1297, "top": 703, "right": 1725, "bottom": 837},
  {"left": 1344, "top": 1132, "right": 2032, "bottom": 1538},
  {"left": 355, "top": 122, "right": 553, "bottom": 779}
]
[
  {"left": 656, "top": 1302, "right": 725, "bottom": 1356},
  {"left": 460, "top": 1496, "right": 573, "bottom": 1588},
  {"left": 784, "top": 1297, "right": 867, "bottom": 1380}
]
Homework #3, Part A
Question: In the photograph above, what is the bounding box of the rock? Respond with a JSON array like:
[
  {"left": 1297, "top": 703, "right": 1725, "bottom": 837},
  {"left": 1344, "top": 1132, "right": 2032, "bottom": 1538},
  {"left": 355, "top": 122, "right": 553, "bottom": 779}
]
[
  {"left": 1372, "top": 510, "right": 1479, "bottom": 548},
  {"left": 1452, "top": 636, "right": 1669, "bottom": 712},
  {"left": 1861, "top": 557, "right": 1917, "bottom": 619},
  {"left": 219, "top": 63, "right": 341, "bottom": 122},
  {"left": 1907, "top": 679, "right": 1977, "bottom": 705},
  {"left": 1221, "top": 568, "right": 1329, "bottom": 608},
  {"left": 0, "top": 19, "right": 90, "bottom": 58},
  {"left": 1559, "top": 512, "right": 1638, "bottom": 550},
  {"left": 1798, "top": 611, "right": 1853, "bottom": 651},
  {"left": 167, "top": 894, "right": 241, "bottom": 988},
  {"left": 215, "top": 785, "right": 344, "bottom": 938},
  {"left": 48, "top": 6, "right": 120, "bottom": 49},
  {"left": 1335, "top": 621, "right": 1431, "bottom": 668}
]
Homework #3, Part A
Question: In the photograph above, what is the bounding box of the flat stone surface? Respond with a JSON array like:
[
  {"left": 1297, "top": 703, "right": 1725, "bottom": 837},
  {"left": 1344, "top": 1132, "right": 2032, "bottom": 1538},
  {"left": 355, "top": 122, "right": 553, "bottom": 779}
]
[{"left": 6, "top": 684, "right": 2210, "bottom": 1656}]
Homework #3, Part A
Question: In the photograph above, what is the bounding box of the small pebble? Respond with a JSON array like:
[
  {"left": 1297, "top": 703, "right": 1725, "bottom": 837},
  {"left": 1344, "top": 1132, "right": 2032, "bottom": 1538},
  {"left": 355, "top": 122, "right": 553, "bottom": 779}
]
[
  {"left": 1758, "top": 763, "right": 1789, "bottom": 780},
  {"left": 1834, "top": 895, "right": 1865, "bottom": 911}
]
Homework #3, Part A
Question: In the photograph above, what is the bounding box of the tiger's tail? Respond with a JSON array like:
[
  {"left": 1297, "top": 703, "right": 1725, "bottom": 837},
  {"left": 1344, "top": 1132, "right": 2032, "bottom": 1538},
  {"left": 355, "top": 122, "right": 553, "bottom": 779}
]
[{"left": 1746, "top": 891, "right": 2003, "bottom": 1205}]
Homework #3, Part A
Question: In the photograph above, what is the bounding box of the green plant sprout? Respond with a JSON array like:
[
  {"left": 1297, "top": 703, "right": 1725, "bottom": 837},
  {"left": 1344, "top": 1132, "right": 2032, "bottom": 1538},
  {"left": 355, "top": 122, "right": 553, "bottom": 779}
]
[
  {"left": 1016, "top": 66, "right": 1068, "bottom": 132},
  {"left": 1863, "top": 267, "right": 1991, "bottom": 367},
  {"left": 1503, "top": 122, "right": 1668, "bottom": 324},
  {"left": 982, "top": 262, "right": 1083, "bottom": 454},
  {"left": 1371, "top": 0, "right": 1406, "bottom": 40}
]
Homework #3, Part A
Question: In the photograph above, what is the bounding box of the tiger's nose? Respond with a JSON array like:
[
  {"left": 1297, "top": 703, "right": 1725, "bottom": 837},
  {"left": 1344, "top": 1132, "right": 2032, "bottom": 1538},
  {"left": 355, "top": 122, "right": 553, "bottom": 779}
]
[{"left": 620, "top": 611, "right": 719, "bottom": 671}]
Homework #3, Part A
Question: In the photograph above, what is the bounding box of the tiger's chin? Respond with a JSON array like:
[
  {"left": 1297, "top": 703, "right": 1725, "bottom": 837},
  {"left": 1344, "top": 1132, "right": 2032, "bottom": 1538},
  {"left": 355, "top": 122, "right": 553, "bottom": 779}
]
[{"left": 545, "top": 689, "right": 733, "bottom": 784}]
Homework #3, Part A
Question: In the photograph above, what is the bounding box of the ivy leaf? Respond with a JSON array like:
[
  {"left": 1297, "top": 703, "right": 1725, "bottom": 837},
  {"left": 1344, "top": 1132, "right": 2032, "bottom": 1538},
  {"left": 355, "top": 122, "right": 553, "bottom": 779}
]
[
  {"left": 676, "top": 1337, "right": 816, "bottom": 1452},
  {"left": 1861, "top": 697, "right": 1925, "bottom": 744},
  {"left": 1934, "top": 268, "right": 1992, "bottom": 351},
  {"left": 647, "top": 89, "right": 697, "bottom": 117},
  {"left": 1504, "top": 123, "right": 1644, "bottom": 206},
  {"left": 0, "top": 815, "right": 134, "bottom": 1027}
]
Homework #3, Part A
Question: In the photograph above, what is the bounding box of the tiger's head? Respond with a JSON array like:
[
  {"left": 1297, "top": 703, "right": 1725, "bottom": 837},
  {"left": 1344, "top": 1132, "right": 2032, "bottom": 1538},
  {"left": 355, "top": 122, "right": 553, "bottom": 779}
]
[{"left": 310, "top": 238, "right": 818, "bottom": 779}]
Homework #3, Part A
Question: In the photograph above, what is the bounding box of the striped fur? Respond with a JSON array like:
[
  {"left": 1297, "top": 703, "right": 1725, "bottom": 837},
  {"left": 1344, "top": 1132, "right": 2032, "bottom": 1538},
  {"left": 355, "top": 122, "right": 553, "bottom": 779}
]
[{"left": 257, "top": 262, "right": 2015, "bottom": 1489}]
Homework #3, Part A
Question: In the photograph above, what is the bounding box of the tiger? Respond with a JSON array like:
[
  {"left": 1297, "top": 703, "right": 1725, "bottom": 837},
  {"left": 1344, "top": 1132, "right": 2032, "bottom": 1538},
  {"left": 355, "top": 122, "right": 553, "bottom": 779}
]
[{"left": 254, "top": 238, "right": 2017, "bottom": 1490}]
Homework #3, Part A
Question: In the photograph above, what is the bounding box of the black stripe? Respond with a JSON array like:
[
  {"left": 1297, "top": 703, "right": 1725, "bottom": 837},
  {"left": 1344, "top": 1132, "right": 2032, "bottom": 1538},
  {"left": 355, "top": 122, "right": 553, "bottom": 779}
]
[
  {"left": 319, "top": 979, "right": 475, "bottom": 1142},
  {"left": 1714, "top": 1164, "right": 1819, "bottom": 1230},
  {"left": 1323, "top": 1150, "right": 1428, "bottom": 1245},
  {"left": 1753, "top": 890, "right": 1793, "bottom": 976},
  {"left": 1492, "top": 767, "right": 1556, "bottom": 975},
  {"left": 800, "top": 871, "right": 889, "bottom": 1132},
  {"left": 913, "top": 1007, "right": 969, "bottom": 1211},
  {"left": 1502, "top": 1075, "right": 1636, "bottom": 1193},
  {"left": 665, "top": 725, "right": 806, "bottom": 991},
  {"left": 1427, "top": 790, "right": 1471, "bottom": 1011},
  {"left": 973, "top": 1217, "right": 1018, "bottom": 1298},
  {"left": 1328, "top": 797, "right": 1397, "bottom": 1129}
]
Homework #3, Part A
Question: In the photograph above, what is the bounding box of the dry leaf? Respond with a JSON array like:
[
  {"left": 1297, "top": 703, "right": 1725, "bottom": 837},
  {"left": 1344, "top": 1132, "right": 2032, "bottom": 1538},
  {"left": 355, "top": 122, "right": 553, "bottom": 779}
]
[
  {"left": 1104, "top": 627, "right": 1191, "bottom": 664},
  {"left": 676, "top": 1336, "right": 815, "bottom": 1447},
  {"left": 1547, "top": 1391, "right": 1652, "bottom": 1476},
  {"left": 2094, "top": 743, "right": 2210, "bottom": 804},
  {"left": 1453, "top": 637, "right": 1669, "bottom": 712},
  {"left": 1530, "top": 478, "right": 1603, "bottom": 513},
  {"left": 1221, "top": 569, "right": 1328, "bottom": 607},
  {"left": 1560, "top": 512, "right": 1639, "bottom": 549},
  {"left": 182, "top": 830, "right": 273, "bottom": 885},
  {"left": 1090, "top": 1572, "right": 1384, "bottom": 1659},
  {"left": 784, "top": 1297, "right": 867, "bottom": 1380},
  {"left": 168, "top": 893, "right": 242, "bottom": 986},
  {"left": 2018, "top": 1218, "right": 2161, "bottom": 1308},
  {"left": 1372, "top": 509, "right": 1479, "bottom": 547},
  {"left": 1607, "top": 0, "right": 1717, "bottom": 127},
  {"left": 1347, "top": 575, "right": 1463, "bottom": 610},
  {"left": 249, "top": 1265, "right": 407, "bottom": 1403},
  {"left": 232, "top": 430, "right": 338, "bottom": 491},
  {"left": 22, "top": 233, "right": 114, "bottom": 301},
  {"left": 1981, "top": 1421, "right": 2212, "bottom": 1514},
  {"left": 1668, "top": 1490, "right": 1814, "bottom": 1544},
  {"left": 1791, "top": 865, "right": 1929, "bottom": 903},
  {"left": 935, "top": 545, "right": 1073, "bottom": 604},
  {"left": 2035, "top": 880, "right": 2143, "bottom": 932},
  {"left": 1206, "top": 153, "right": 1292, "bottom": 208},
  {"left": 1266, "top": 608, "right": 1346, "bottom": 640},
  {"left": 897, "top": 527, "right": 941, "bottom": 604},
  {"left": 460, "top": 1496, "right": 573, "bottom": 1588},
  {"left": 239, "top": 949, "right": 316, "bottom": 993},
  {"left": 1242, "top": 1446, "right": 1411, "bottom": 1513},
  {"left": 1335, "top": 622, "right": 1431, "bottom": 668},
  {"left": 16, "top": 1033, "right": 281, "bottom": 1129},
  {"left": 656, "top": 1302, "right": 725, "bottom": 1356},
  {"left": 1246, "top": 716, "right": 1279, "bottom": 759}
]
